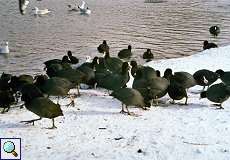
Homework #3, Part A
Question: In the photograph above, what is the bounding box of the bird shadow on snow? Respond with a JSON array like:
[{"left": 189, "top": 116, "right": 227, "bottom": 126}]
[
  {"left": 0, "top": 122, "right": 32, "bottom": 129},
  {"left": 65, "top": 109, "right": 120, "bottom": 116},
  {"left": 157, "top": 102, "right": 208, "bottom": 110}
]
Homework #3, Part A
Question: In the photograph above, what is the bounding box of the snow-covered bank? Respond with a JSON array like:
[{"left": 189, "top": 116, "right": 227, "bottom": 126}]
[
  {"left": 145, "top": 45, "right": 230, "bottom": 74},
  {"left": 1, "top": 46, "right": 230, "bottom": 160}
]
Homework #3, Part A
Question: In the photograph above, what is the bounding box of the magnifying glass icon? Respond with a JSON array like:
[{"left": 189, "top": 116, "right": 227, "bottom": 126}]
[{"left": 3, "top": 141, "right": 18, "bottom": 157}]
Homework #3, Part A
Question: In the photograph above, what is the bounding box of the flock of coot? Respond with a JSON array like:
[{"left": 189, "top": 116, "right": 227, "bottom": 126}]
[{"left": 0, "top": 33, "right": 229, "bottom": 128}]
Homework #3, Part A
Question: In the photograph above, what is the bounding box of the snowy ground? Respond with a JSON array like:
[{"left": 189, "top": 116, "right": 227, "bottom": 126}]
[{"left": 1, "top": 46, "right": 230, "bottom": 160}]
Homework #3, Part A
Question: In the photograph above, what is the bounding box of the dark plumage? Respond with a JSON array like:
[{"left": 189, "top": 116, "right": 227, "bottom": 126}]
[
  {"left": 44, "top": 59, "right": 63, "bottom": 69},
  {"left": 35, "top": 75, "right": 73, "bottom": 97},
  {"left": 110, "top": 88, "right": 145, "bottom": 115},
  {"left": 9, "top": 74, "right": 33, "bottom": 93},
  {"left": 163, "top": 68, "right": 173, "bottom": 80},
  {"left": 133, "top": 68, "right": 169, "bottom": 107},
  {"left": 163, "top": 68, "right": 196, "bottom": 89},
  {"left": 118, "top": 45, "right": 132, "bottom": 59},
  {"left": 156, "top": 70, "right": 161, "bottom": 77},
  {"left": 0, "top": 74, "right": 11, "bottom": 91},
  {"left": 21, "top": 84, "right": 44, "bottom": 103},
  {"left": 209, "top": 26, "right": 220, "bottom": 37},
  {"left": 203, "top": 40, "right": 218, "bottom": 50},
  {"left": 104, "top": 52, "right": 123, "bottom": 73},
  {"left": 193, "top": 69, "right": 219, "bottom": 90},
  {"left": 200, "top": 83, "right": 229, "bottom": 109},
  {"left": 23, "top": 97, "right": 63, "bottom": 128},
  {"left": 171, "top": 71, "right": 196, "bottom": 89},
  {"left": 215, "top": 69, "right": 230, "bottom": 85},
  {"left": 67, "top": 51, "right": 79, "bottom": 64},
  {"left": 163, "top": 69, "right": 194, "bottom": 104},
  {"left": 96, "top": 62, "right": 130, "bottom": 91},
  {"left": 167, "top": 82, "right": 188, "bottom": 105},
  {"left": 97, "top": 40, "right": 109, "bottom": 54},
  {"left": 0, "top": 90, "right": 15, "bottom": 113},
  {"left": 55, "top": 68, "right": 86, "bottom": 96},
  {"left": 20, "top": 84, "right": 63, "bottom": 128},
  {"left": 143, "top": 49, "right": 154, "bottom": 61},
  {"left": 130, "top": 61, "right": 156, "bottom": 79}
]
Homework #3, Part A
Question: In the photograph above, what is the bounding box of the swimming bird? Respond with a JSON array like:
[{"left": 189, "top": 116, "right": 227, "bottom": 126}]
[
  {"left": 78, "top": 1, "right": 91, "bottom": 15},
  {"left": 79, "top": 7, "right": 91, "bottom": 15},
  {"left": 67, "top": 51, "right": 79, "bottom": 64},
  {"left": 0, "top": 42, "right": 9, "bottom": 54},
  {"left": 68, "top": 4, "right": 79, "bottom": 11},
  {"left": 203, "top": 40, "right": 218, "bottom": 50},
  {"left": 193, "top": 69, "right": 219, "bottom": 90},
  {"left": 209, "top": 25, "right": 220, "bottom": 37},
  {"left": 19, "top": 0, "right": 29, "bottom": 15},
  {"left": 33, "top": 7, "right": 51, "bottom": 15},
  {"left": 118, "top": 45, "right": 132, "bottom": 59},
  {"left": 78, "top": 0, "right": 86, "bottom": 9},
  {"left": 110, "top": 88, "right": 145, "bottom": 115},
  {"left": 143, "top": 49, "right": 154, "bottom": 61},
  {"left": 97, "top": 40, "right": 109, "bottom": 54},
  {"left": 215, "top": 69, "right": 230, "bottom": 85},
  {"left": 200, "top": 83, "right": 230, "bottom": 109}
]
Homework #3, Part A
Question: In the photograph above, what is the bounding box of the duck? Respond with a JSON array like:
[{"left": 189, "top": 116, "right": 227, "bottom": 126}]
[
  {"left": 200, "top": 83, "right": 230, "bottom": 109},
  {"left": 19, "top": 0, "right": 29, "bottom": 15},
  {"left": 33, "top": 7, "right": 51, "bottom": 15},
  {"left": 118, "top": 45, "right": 132, "bottom": 59},
  {"left": 215, "top": 69, "right": 230, "bottom": 85},
  {"left": 203, "top": 40, "right": 218, "bottom": 50},
  {"left": 97, "top": 40, "right": 109, "bottom": 54},
  {"left": 143, "top": 48, "right": 154, "bottom": 61},
  {"left": 110, "top": 88, "right": 145, "bottom": 115},
  {"left": 193, "top": 69, "right": 219, "bottom": 90},
  {"left": 209, "top": 25, "right": 220, "bottom": 37},
  {"left": 0, "top": 42, "right": 9, "bottom": 54}
]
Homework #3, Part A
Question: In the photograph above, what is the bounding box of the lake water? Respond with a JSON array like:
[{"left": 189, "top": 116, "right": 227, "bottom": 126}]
[{"left": 0, "top": 0, "right": 230, "bottom": 75}]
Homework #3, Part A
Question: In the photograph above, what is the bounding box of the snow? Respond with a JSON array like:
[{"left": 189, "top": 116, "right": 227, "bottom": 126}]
[{"left": 1, "top": 46, "right": 230, "bottom": 160}]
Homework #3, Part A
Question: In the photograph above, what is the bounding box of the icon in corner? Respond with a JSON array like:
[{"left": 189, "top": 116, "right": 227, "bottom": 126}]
[{"left": 0, "top": 138, "right": 21, "bottom": 160}]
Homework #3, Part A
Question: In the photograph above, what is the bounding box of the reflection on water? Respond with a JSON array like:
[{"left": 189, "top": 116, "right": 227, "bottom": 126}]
[{"left": 0, "top": 0, "right": 230, "bottom": 75}]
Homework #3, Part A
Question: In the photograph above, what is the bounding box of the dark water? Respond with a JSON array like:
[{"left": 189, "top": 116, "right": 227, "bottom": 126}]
[{"left": 0, "top": 0, "right": 230, "bottom": 75}]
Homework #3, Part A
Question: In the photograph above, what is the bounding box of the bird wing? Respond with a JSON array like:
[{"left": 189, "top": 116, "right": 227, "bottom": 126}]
[{"left": 79, "top": 1, "right": 86, "bottom": 9}]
